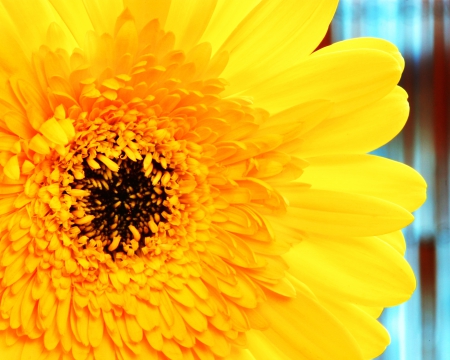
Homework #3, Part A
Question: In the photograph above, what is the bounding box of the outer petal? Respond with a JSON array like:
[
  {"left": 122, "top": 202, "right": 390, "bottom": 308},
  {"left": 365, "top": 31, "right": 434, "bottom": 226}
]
[
  {"left": 49, "top": 0, "right": 95, "bottom": 46},
  {"left": 123, "top": 0, "right": 172, "bottom": 32},
  {"left": 164, "top": 0, "right": 218, "bottom": 51},
  {"left": 200, "top": 0, "right": 261, "bottom": 53},
  {"left": 297, "top": 86, "right": 409, "bottom": 156},
  {"left": 260, "top": 278, "right": 363, "bottom": 359},
  {"left": 378, "top": 230, "right": 406, "bottom": 255},
  {"left": 241, "top": 48, "right": 402, "bottom": 116},
  {"left": 314, "top": 37, "right": 405, "bottom": 71},
  {"left": 357, "top": 305, "right": 384, "bottom": 320},
  {"left": 0, "top": 330, "right": 26, "bottom": 359},
  {"left": 51, "top": 0, "right": 124, "bottom": 42},
  {"left": 0, "top": 4, "right": 39, "bottom": 109},
  {"left": 0, "top": 0, "right": 76, "bottom": 53},
  {"left": 229, "top": 348, "right": 257, "bottom": 360},
  {"left": 246, "top": 331, "right": 291, "bottom": 360},
  {"left": 285, "top": 233, "right": 416, "bottom": 306},
  {"left": 257, "top": 99, "right": 333, "bottom": 142},
  {"left": 216, "top": 0, "right": 338, "bottom": 95},
  {"left": 80, "top": 0, "right": 124, "bottom": 36},
  {"left": 318, "top": 296, "right": 391, "bottom": 359},
  {"left": 299, "top": 154, "right": 427, "bottom": 211},
  {"left": 275, "top": 187, "right": 413, "bottom": 237}
]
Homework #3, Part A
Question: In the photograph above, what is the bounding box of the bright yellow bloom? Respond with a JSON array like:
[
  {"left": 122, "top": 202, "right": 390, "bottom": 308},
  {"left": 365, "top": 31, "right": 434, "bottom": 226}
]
[{"left": 0, "top": 1, "right": 426, "bottom": 359}]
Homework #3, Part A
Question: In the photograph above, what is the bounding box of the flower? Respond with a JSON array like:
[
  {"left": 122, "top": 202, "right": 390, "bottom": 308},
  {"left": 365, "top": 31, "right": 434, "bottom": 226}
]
[{"left": 0, "top": 0, "right": 426, "bottom": 359}]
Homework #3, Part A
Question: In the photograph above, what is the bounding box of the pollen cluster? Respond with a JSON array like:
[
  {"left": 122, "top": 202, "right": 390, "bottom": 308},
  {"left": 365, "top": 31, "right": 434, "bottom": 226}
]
[{"left": 72, "top": 156, "right": 175, "bottom": 257}]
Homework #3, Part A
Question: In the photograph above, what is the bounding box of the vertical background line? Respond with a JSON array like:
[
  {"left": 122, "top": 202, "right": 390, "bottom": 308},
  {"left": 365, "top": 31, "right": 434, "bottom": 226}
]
[{"left": 435, "top": 0, "right": 450, "bottom": 359}]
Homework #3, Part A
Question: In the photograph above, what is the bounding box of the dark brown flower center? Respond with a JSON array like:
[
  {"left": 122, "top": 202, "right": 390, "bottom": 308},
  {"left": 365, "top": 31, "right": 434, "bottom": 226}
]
[{"left": 71, "top": 157, "right": 173, "bottom": 257}]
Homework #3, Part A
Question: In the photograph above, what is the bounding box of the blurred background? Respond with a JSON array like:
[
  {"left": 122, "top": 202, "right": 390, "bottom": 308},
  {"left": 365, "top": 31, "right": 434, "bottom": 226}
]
[{"left": 321, "top": 0, "right": 450, "bottom": 359}]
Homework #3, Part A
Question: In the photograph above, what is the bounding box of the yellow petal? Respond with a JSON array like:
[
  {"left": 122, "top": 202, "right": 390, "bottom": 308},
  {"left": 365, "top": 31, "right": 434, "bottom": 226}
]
[
  {"left": 93, "top": 330, "right": 116, "bottom": 360},
  {"left": 165, "top": 0, "right": 217, "bottom": 51},
  {"left": 377, "top": 230, "right": 406, "bottom": 255},
  {"left": 162, "top": 338, "right": 182, "bottom": 360},
  {"left": 56, "top": 294, "right": 71, "bottom": 335},
  {"left": 25, "top": 104, "right": 47, "bottom": 131},
  {"left": 21, "top": 160, "right": 35, "bottom": 174},
  {"left": 124, "top": 0, "right": 171, "bottom": 31},
  {"left": 124, "top": 313, "right": 143, "bottom": 343},
  {"left": 87, "top": 313, "right": 103, "bottom": 347},
  {"left": 136, "top": 301, "right": 158, "bottom": 332},
  {"left": 219, "top": 0, "right": 338, "bottom": 95},
  {"left": 173, "top": 302, "right": 207, "bottom": 332},
  {"left": 0, "top": 0, "right": 75, "bottom": 53},
  {"left": 298, "top": 86, "right": 409, "bottom": 156},
  {"left": 4, "top": 111, "right": 36, "bottom": 139},
  {"left": 257, "top": 99, "right": 333, "bottom": 141},
  {"left": 58, "top": 118, "right": 75, "bottom": 141},
  {"left": 200, "top": 0, "right": 261, "bottom": 53},
  {"left": 299, "top": 154, "right": 427, "bottom": 211},
  {"left": 0, "top": 134, "right": 18, "bottom": 151},
  {"left": 114, "top": 17, "right": 138, "bottom": 61},
  {"left": 29, "top": 133, "right": 50, "bottom": 154},
  {"left": 285, "top": 233, "right": 416, "bottom": 306},
  {"left": 0, "top": 184, "right": 23, "bottom": 195},
  {"left": 11, "top": 79, "right": 52, "bottom": 126},
  {"left": 243, "top": 48, "right": 401, "bottom": 116},
  {"left": 315, "top": 37, "right": 405, "bottom": 71},
  {"left": 20, "top": 335, "right": 45, "bottom": 360},
  {"left": 80, "top": 0, "right": 123, "bottom": 36},
  {"left": 277, "top": 188, "right": 413, "bottom": 237},
  {"left": 319, "top": 295, "right": 390, "bottom": 359},
  {"left": 145, "top": 327, "right": 163, "bottom": 351},
  {"left": 0, "top": 7, "right": 36, "bottom": 109},
  {"left": 229, "top": 348, "right": 257, "bottom": 360},
  {"left": 4, "top": 154, "right": 20, "bottom": 180},
  {"left": 45, "top": 22, "right": 72, "bottom": 52},
  {"left": 260, "top": 278, "right": 362, "bottom": 360},
  {"left": 39, "top": 118, "right": 68, "bottom": 145},
  {"left": 0, "top": 332, "right": 25, "bottom": 359},
  {"left": 246, "top": 331, "right": 291, "bottom": 360},
  {"left": 49, "top": 0, "right": 95, "bottom": 46},
  {"left": 96, "top": 154, "right": 119, "bottom": 172},
  {"left": 357, "top": 305, "right": 384, "bottom": 319}
]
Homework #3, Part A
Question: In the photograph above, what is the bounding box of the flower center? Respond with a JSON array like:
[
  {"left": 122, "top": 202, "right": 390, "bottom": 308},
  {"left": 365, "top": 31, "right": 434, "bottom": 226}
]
[{"left": 71, "top": 156, "right": 176, "bottom": 258}]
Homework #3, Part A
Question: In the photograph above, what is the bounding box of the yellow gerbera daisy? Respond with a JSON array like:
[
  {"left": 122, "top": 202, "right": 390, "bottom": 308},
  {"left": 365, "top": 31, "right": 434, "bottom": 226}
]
[{"left": 0, "top": 0, "right": 426, "bottom": 359}]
